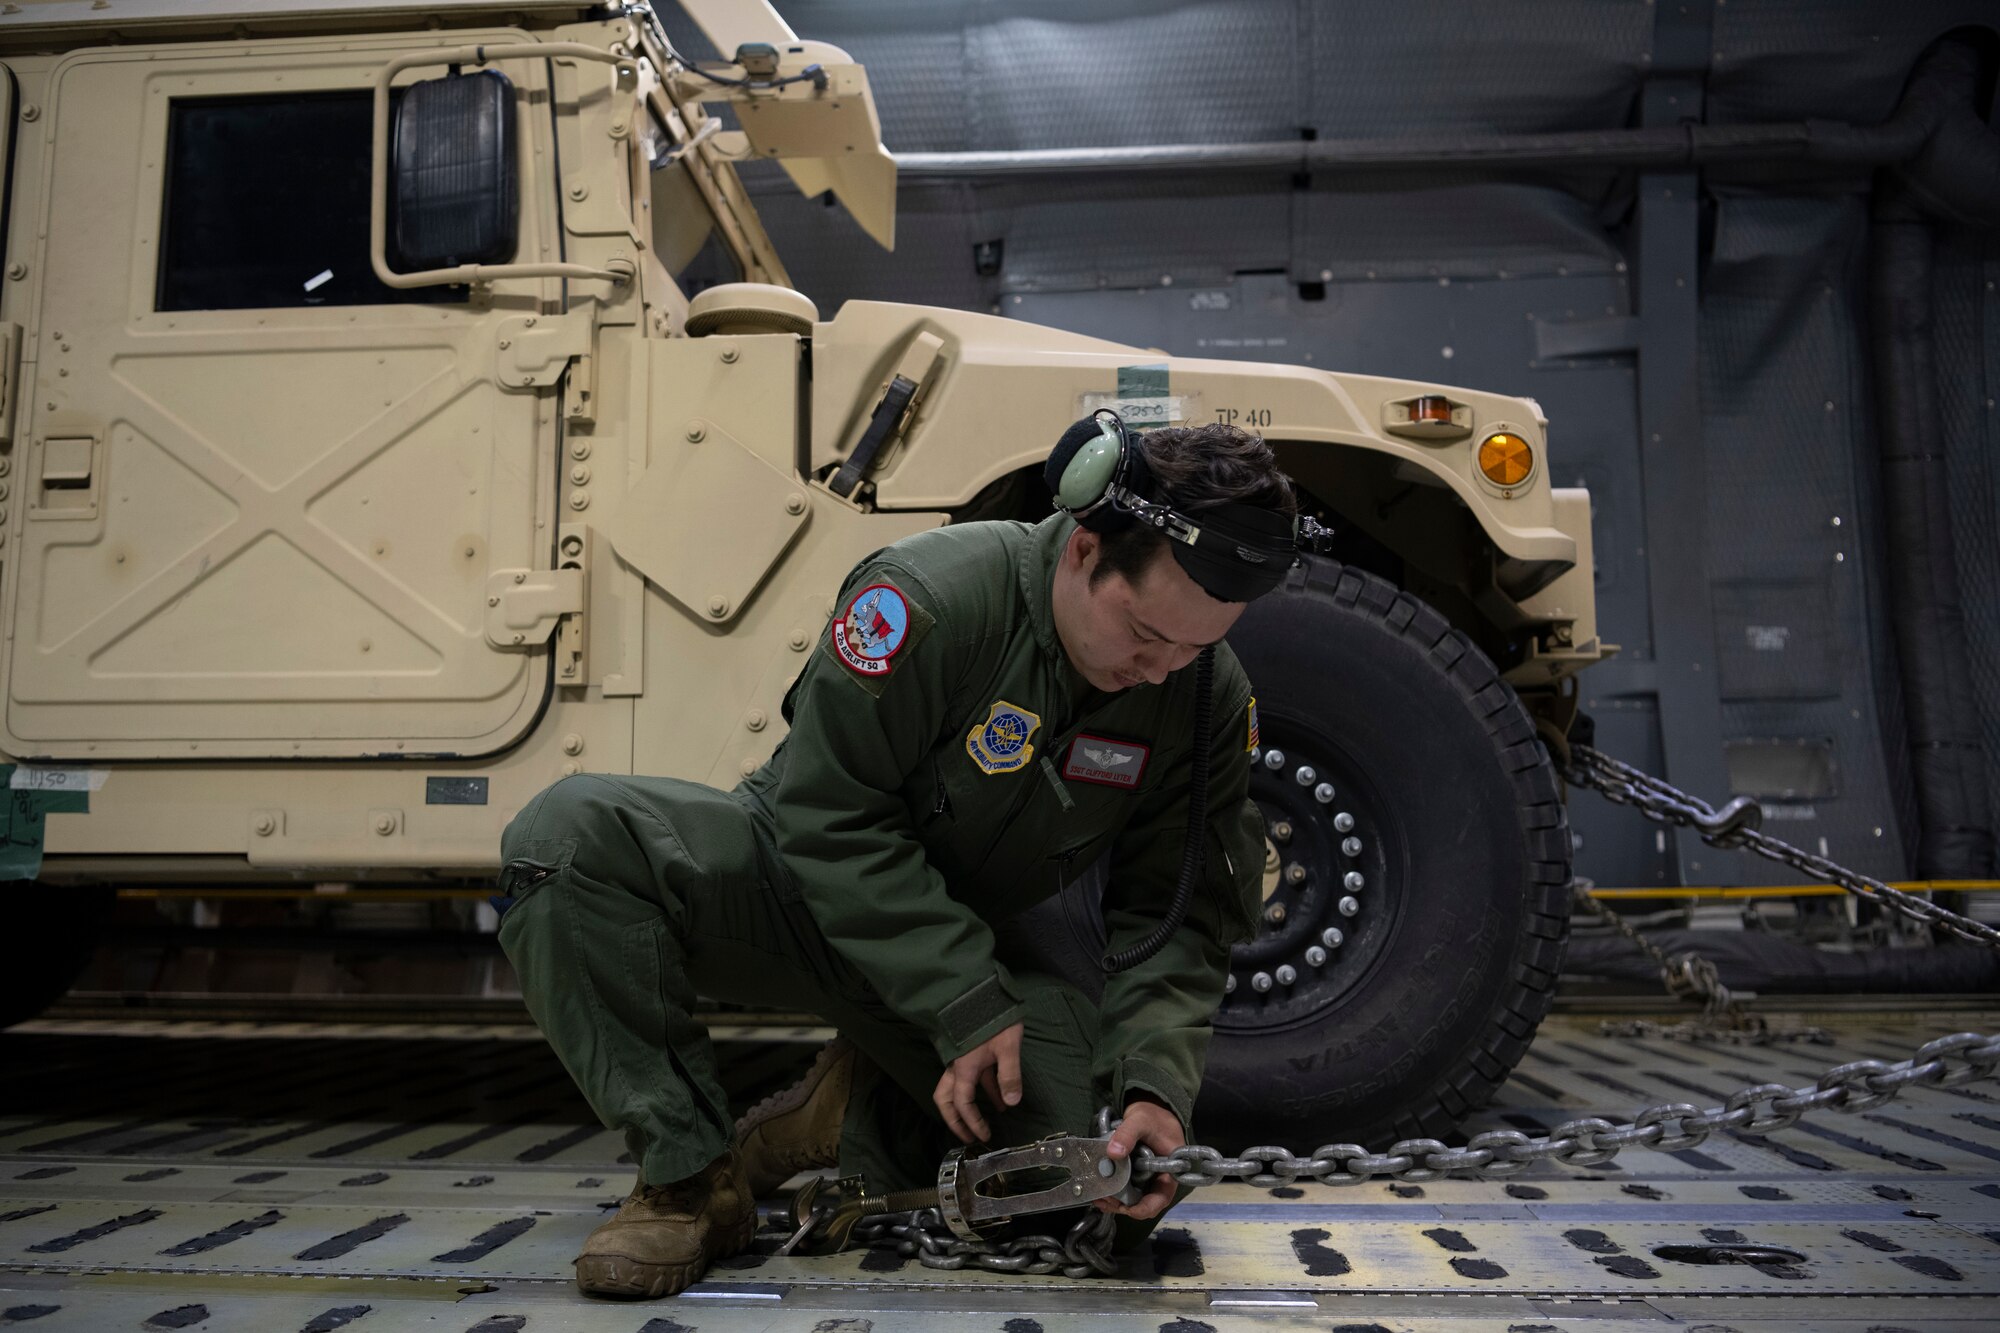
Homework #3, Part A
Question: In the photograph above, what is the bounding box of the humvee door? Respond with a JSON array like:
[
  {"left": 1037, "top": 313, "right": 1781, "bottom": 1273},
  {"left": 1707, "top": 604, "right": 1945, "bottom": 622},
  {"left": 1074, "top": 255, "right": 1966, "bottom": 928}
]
[{"left": 4, "top": 40, "right": 564, "bottom": 760}]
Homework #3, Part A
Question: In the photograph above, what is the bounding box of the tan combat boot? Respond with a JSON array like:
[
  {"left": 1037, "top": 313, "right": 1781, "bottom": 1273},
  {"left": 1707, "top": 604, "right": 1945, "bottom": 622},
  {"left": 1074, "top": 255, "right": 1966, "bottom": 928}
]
[
  {"left": 573, "top": 1149, "right": 757, "bottom": 1299},
  {"left": 734, "top": 1037, "right": 857, "bottom": 1197}
]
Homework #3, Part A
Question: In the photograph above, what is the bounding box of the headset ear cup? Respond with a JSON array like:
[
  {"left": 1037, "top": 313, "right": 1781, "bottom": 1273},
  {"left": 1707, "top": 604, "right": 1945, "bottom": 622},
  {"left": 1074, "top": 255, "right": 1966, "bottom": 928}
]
[{"left": 1043, "top": 418, "right": 1100, "bottom": 500}]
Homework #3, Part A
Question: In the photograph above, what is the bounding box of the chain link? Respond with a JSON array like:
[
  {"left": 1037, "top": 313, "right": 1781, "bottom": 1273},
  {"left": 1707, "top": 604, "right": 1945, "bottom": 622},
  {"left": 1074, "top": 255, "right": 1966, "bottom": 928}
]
[
  {"left": 851, "top": 1205, "right": 1117, "bottom": 1278},
  {"left": 1562, "top": 745, "right": 2000, "bottom": 952},
  {"left": 1121, "top": 1031, "right": 2000, "bottom": 1187},
  {"left": 1570, "top": 880, "right": 1833, "bottom": 1044}
]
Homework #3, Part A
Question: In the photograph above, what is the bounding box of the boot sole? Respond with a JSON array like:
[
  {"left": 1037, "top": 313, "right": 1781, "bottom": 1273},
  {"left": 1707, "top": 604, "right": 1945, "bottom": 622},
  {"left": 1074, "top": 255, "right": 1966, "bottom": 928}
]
[{"left": 573, "top": 1210, "right": 759, "bottom": 1299}]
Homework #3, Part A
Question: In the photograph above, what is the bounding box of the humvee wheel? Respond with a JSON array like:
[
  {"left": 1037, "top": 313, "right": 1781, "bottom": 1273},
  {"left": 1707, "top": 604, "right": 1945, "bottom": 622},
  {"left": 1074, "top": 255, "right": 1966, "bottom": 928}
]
[
  {"left": 1198, "top": 560, "right": 1571, "bottom": 1149},
  {"left": 0, "top": 887, "right": 110, "bottom": 1029}
]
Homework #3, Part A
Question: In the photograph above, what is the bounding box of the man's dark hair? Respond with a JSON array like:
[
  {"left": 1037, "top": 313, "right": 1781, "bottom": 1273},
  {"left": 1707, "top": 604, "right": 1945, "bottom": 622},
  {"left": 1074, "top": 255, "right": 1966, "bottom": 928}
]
[{"left": 1088, "top": 423, "right": 1298, "bottom": 598}]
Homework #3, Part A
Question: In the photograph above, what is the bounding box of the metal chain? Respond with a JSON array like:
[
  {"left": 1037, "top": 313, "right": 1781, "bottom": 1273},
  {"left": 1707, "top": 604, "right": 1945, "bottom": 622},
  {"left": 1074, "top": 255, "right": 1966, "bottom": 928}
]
[
  {"left": 851, "top": 1204, "right": 1117, "bottom": 1278},
  {"left": 1569, "top": 880, "right": 1832, "bottom": 1044},
  {"left": 1561, "top": 745, "right": 2000, "bottom": 952},
  {"left": 1126, "top": 1030, "right": 2000, "bottom": 1186}
]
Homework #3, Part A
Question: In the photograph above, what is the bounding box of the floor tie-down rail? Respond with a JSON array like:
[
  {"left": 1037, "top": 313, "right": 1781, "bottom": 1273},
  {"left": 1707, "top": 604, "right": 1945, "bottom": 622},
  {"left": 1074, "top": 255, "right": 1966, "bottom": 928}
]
[{"left": 4, "top": 1011, "right": 2000, "bottom": 1329}]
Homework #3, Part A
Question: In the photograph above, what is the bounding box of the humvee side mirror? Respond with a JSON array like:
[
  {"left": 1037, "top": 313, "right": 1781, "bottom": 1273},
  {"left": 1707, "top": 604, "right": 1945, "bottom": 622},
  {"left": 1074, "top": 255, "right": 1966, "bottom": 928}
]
[
  {"left": 393, "top": 69, "right": 519, "bottom": 270},
  {"left": 368, "top": 42, "right": 636, "bottom": 290}
]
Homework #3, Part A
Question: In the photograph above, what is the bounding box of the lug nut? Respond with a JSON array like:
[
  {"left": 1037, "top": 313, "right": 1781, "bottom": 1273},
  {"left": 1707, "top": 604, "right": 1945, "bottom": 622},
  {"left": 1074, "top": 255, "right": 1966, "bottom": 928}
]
[
  {"left": 1338, "top": 895, "right": 1360, "bottom": 917},
  {"left": 1264, "top": 903, "right": 1287, "bottom": 926},
  {"left": 1314, "top": 782, "right": 1336, "bottom": 804},
  {"left": 1305, "top": 945, "right": 1327, "bottom": 967},
  {"left": 1321, "top": 927, "right": 1345, "bottom": 948},
  {"left": 1225, "top": 974, "right": 1237, "bottom": 995},
  {"left": 1275, "top": 964, "right": 1296, "bottom": 986},
  {"left": 1342, "top": 836, "right": 1363, "bottom": 857},
  {"left": 1334, "top": 812, "right": 1356, "bottom": 833},
  {"left": 1251, "top": 971, "right": 1273, "bottom": 993},
  {"left": 1263, "top": 749, "right": 1286, "bottom": 771},
  {"left": 1271, "top": 820, "right": 1293, "bottom": 843},
  {"left": 1294, "top": 765, "right": 1316, "bottom": 786},
  {"left": 1285, "top": 862, "right": 1306, "bottom": 885},
  {"left": 1344, "top": 871, "right": 1365, "bottom": 891}
]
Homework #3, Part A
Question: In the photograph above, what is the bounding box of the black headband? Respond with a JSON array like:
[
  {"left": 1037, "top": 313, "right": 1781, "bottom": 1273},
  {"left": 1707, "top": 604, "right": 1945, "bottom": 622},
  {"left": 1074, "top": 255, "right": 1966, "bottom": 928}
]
[
  {"left": 1164, "top": 501, "right": 1298, "bottom": 602},
  {"left": 1103, "top": 486, "right": 1301, "bottom": 602}
]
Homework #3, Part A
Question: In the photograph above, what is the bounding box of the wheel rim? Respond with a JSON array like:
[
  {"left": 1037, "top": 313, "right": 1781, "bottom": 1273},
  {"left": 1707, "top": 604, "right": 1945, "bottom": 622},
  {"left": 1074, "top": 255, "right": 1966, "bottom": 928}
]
[{"left": 1215, "top": 711, "right": 1403, "bottom": 1031}]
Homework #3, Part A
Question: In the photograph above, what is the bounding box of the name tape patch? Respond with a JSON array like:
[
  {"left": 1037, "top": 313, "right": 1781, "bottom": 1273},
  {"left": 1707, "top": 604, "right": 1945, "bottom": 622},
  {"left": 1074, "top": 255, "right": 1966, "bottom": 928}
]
[
  {"left": 967, "top": 700, "right": 1041, "bottom": 774},
  {"left": 1064, "top": 734, "right": 1150, "bottom": 789},
  {"left": 832, "top": 583, "right": 911, "bottom": 678}
]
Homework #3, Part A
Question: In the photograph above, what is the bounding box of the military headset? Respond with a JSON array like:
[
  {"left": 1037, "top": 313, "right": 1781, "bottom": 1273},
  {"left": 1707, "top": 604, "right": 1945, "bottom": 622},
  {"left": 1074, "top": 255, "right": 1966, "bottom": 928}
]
[{"left": 1044, "top": 409, "right": 1332, "bottom": 604}]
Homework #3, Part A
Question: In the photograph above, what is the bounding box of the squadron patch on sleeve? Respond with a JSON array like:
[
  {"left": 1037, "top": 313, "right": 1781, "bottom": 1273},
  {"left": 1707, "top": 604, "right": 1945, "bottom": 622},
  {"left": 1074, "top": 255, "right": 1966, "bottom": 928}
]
[
  {"left": 832, "top": 583, "right": 912, "bottom": 678},
  {"left": 966, "top": 700, "right": 1041, "bottom": 774},
  {"left": 1246, "top": 696, "right": 1260, "bottom": 753}
]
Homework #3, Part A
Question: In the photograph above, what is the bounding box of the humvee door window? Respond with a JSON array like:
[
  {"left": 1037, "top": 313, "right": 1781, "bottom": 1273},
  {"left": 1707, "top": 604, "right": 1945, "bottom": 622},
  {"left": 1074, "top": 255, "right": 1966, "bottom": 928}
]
[{"left": 158, "top": 91, "right": 462, "bottom": 311}]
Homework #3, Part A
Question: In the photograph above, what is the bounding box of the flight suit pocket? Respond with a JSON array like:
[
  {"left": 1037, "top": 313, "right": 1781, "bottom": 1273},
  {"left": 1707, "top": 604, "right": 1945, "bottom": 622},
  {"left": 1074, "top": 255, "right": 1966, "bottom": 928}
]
[{"left": 498, "top": 836, "right": 577, "bottom": 904}]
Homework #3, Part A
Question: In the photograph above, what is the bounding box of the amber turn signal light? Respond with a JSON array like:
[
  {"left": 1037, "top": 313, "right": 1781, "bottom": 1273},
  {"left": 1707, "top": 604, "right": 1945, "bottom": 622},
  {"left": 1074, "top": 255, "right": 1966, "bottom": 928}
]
[
  {"left": 1478, "top": 432, "right": 1533, "bottom": 487},
  {"left": 1408, "top": 394, "right": 1454, "bottom": 424}
]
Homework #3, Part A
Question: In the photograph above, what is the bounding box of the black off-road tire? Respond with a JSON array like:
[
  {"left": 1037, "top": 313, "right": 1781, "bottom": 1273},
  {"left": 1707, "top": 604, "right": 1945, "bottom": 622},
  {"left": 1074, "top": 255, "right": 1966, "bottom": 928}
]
[
  {"left": 1196, "top": 559, "right": 1571, "bottom": 1149},
  {"left": 0, "top": 887, "right": 110, "bottom": 1029}
]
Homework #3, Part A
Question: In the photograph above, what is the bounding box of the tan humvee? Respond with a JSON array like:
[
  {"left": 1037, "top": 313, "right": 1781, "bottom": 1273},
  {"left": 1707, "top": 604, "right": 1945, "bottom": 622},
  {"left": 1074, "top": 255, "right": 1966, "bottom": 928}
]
[{"left": 0, "top": 0, "right": 1607, "bottom": 1142}]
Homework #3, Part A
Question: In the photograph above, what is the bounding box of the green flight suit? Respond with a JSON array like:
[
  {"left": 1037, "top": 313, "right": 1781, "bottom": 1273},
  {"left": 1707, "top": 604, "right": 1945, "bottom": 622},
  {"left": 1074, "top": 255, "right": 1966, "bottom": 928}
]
[{"left": 497, "top": 513, "right": 1264, "bottom": 1199}]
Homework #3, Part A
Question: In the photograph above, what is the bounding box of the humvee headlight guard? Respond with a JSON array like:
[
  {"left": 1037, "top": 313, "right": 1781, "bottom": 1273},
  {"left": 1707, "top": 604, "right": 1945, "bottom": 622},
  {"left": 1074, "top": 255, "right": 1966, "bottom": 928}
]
[{"left": 1478, "top": 431, "right": 1535, "bottom": 489}]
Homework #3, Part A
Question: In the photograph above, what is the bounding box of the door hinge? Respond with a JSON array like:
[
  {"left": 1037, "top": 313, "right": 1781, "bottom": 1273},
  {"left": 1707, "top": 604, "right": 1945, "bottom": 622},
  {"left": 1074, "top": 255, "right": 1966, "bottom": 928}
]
[
  {"left": 485, "top": 568, "right": 584, "bottom": 650},
  {"left": 0, "top": 323, "right": 20, "bottom": 445},
  {"left": 496, "top": 311, "right": 599, "bottom": 424}
]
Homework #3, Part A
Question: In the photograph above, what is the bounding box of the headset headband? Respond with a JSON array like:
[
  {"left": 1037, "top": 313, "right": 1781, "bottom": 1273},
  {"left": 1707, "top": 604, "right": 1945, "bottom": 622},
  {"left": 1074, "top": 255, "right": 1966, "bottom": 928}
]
[{"left": 1045, "top": 410, "right": 1332, "bottom": 603}]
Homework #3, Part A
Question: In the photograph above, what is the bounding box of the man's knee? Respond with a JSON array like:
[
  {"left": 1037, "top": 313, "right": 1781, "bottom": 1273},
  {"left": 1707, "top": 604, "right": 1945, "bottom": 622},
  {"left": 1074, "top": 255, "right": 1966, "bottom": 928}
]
[{"left": 501, "top": 773, "right": 618, "bottom": 863}]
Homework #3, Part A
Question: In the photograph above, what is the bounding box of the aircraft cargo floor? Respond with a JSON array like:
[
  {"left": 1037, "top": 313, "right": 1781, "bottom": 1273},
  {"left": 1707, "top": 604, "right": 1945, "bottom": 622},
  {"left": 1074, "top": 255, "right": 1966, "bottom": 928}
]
[{"left": 3, "top": 1004, "right": 1998, "bottom": 1331}]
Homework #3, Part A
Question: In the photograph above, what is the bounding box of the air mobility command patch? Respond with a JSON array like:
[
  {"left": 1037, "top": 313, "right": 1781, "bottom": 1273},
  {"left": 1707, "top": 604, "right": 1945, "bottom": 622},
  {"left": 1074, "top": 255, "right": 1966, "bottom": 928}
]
[
  {"left": 967, "top": 701, "right": 1041, "bottom": 774},
  {"left": 1246, "top": 696, "right": 1260, "bottom": 752},
  {"left": 1063, "top": 734, "right": 1150, "bottom": 789},
  {"left": 821, "top": 577, "right": 931, "bottom": 697}
]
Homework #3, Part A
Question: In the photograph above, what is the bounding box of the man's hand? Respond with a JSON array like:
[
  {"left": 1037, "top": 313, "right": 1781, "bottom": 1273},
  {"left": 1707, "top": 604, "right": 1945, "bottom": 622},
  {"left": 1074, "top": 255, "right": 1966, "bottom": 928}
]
[
  {"left": 933, "top": 1022, "right": 1023, "bottom": 1143},
  {"left": 1095, "top": 1098, "right": 1184, "bottom": 1220}
]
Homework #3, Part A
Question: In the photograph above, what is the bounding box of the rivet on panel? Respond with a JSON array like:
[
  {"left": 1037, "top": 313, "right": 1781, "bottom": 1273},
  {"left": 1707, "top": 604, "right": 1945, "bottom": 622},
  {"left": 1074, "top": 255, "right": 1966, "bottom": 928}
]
[
  {"left": 789, "top": 630, "right": 809, "bottom": 650},
  {"left": 561, "top": 760, "right": 581, "bottom": 777},
  {"left": 740, "top": 757, "right": 759, "bottom": 777},
  {"left": 373, "top": 814, "right": 397, "bottom": 836},
  {"left": 5, "top": 264, "right": 24, "bottom": 281},
  {"left": 568, "top": 183, "right": 588, "bottom": 201},
  {"left": 253, "top": 814, "right": 276, "bottom": 837},
  {"left": 719, "top": 344, "right": 739, "bottom": 364},
  {"left": 570, "top": 464, "right": 591, "bottom": 485},
  {"left": 571, "top": 440, "right": 591, "bottom": 460},
  {"left": 746, "top": 709, "right": 767, "bottom": 732},
  {"left": 686, "top": 423, "right": 706, "bottom": 443},
  {"left": 785, "top": 493, "right": 806, "bottom": 515},
  {"left": 570, "top": 491, "right": 590, "bottom": 510},
  {"left": 561, "top": 733, "right": 585, "bottom": 756},
  {"left": 707, "top": 595, "right": 729, "bottom": 617}
]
